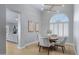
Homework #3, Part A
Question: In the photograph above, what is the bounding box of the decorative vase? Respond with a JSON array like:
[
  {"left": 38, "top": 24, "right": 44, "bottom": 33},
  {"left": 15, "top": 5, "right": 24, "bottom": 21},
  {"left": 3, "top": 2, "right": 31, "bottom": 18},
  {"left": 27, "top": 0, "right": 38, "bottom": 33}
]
[{"left": 13, "top": 25, "right": 17, "bottom": 34}]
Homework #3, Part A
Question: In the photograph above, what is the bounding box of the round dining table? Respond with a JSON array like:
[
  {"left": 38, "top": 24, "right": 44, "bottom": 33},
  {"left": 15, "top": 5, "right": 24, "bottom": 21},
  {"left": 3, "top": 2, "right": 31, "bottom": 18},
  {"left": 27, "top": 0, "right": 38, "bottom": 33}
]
[
  {"left": 48, "top": 36, "right": 59, "bottom": 50},
  {"left": 48, "top": 37, "right": 58, "bottom": 43}
]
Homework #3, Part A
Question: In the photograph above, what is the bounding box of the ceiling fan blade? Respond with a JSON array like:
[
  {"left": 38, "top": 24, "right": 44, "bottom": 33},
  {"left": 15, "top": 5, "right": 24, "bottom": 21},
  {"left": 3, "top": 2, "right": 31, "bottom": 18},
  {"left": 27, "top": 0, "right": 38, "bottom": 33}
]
[{"left": 44, "top": 4, "right": 64, "bottom": 11}]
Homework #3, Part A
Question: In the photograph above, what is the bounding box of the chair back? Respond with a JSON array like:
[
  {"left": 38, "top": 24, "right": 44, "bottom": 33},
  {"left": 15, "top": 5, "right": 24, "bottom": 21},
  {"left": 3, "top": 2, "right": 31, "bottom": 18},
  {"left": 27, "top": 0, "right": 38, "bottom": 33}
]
[
  {"left": 39, "top": 37, "right": 50, "bottom": 47},
  {"left": 60, "top": 37, "right": 67, "bottom": 44}
]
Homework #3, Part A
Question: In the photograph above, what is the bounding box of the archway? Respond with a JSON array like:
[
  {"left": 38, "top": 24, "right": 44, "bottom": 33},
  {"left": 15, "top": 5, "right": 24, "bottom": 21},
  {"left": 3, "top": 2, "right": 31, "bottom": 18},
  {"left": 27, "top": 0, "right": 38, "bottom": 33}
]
[{"left": 49, "top": 13, "right": 69, "bottom": 37}]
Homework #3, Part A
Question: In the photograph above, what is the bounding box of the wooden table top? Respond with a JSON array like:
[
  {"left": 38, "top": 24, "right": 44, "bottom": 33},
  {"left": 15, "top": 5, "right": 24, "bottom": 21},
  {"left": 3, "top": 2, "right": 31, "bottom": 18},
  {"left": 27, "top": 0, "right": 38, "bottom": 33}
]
[{"left": 49, "top": 36, "right": 58, "bottom": 40}]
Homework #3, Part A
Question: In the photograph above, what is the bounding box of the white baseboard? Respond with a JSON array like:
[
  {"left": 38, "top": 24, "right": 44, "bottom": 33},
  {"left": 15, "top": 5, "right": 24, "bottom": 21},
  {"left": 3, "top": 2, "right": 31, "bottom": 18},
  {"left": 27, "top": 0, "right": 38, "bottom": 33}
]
[
  {"left": 17, "top": 46, "right": 22, "bottom": 49},
  {"left": 65, "top": 43, "right": 74, "bottom": 46},
  {"left": 17, "top": 41, "right": 38, "bottom": 49}
]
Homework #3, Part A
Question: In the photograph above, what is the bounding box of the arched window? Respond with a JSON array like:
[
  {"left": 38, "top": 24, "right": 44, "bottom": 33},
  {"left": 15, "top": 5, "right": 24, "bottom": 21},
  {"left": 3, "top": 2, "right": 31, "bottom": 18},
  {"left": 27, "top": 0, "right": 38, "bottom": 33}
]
[{"left": 49, "top": 13, "right": 69, "bottom": 37}]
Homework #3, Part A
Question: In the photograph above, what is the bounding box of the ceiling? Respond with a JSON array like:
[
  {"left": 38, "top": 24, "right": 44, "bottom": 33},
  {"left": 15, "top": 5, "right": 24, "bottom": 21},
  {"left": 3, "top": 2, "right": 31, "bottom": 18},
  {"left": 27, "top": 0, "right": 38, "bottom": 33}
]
[
  {"left": 32, "top": 4, "right": 65, "bottom": 12},
  {"left": 6, "top": 4, "right": 65, "bottom": 24},
  {"left": 32, "top": 4, "right": 44, "bottom": 11}
]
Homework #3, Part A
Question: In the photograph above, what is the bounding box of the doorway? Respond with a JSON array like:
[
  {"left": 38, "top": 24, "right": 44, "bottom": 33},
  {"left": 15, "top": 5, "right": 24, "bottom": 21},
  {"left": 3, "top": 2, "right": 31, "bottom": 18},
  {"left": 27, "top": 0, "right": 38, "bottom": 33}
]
[{"left": 6, "top": 8, "right": 20, "bottom": 45}]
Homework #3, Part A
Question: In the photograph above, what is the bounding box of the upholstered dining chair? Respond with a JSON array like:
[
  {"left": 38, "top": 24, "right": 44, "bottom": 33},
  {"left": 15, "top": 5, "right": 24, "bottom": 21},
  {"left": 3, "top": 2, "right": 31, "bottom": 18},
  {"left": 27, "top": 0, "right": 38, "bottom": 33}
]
[
  {"left": 38, "top": 36, "right": 53, "bottom": 55},
  {"left": 55, "top": 37, "right": 67, "bottom": 53}
]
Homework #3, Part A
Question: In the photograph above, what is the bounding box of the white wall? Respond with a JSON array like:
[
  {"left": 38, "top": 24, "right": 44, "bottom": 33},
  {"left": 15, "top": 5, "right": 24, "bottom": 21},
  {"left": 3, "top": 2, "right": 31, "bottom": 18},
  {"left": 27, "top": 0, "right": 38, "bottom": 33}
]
[
  {"left": 41, "top": 4, "right": 74, "bottom": 43},
  {"left": 74, "top": 4, "right": 79, "bottom": 54},
  {"left": 6, "top": 4, "right": 41, "bottom": 48}
]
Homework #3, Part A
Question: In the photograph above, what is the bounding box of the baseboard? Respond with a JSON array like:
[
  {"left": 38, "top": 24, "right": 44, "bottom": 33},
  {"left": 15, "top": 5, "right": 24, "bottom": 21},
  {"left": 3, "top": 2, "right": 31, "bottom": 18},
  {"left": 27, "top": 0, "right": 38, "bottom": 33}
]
[
  {"left": 17, "top": 40, "right": 38, "bottom": 49},
  {"left": 65, "top": 43, "right": 74, "bottom": 46},
  {"left": 7, "top": 40, "right": 17, "bottom": 44},
  {"left": 17, "top": 46, "right": 22, "bottom": 49}
]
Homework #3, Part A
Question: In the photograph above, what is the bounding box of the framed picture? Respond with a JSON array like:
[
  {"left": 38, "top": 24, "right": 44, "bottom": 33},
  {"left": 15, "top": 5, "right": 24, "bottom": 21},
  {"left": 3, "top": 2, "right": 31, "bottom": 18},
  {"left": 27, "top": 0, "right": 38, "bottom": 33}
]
[
  {"left": 28, "top": 20, "right": 35, "bottom": 32},
  {"left": 35, "top": 23, "right": 39, "bottom": 32}
]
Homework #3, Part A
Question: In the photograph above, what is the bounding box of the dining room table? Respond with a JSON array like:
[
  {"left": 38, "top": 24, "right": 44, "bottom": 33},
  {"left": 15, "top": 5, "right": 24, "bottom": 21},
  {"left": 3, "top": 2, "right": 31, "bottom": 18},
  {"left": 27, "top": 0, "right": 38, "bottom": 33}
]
[
  {"left": 48, "top": 36, "right": 58, "bottom": 43},
  {"left": 48, "top": 35, "right": 59, "bottom": 50}
]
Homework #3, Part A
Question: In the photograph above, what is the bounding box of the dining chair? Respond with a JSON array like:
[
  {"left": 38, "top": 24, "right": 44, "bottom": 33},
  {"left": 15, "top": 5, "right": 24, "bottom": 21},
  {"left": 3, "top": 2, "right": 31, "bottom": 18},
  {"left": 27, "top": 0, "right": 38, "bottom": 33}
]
[
  {"left": 38, "top": 37, "right": 52, "bottom": 55},
  {"left": 55, "top": 37, "right": 67, "bottom": 53}
]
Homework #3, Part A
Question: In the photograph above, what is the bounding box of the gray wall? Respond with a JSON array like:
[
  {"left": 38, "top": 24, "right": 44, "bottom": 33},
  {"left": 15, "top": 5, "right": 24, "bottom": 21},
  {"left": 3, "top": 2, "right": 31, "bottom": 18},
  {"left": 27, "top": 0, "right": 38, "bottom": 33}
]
[
  {"left": 40, "top": 4, "right": 74, "bottom": 43},
  {"left": 74, "top": 4, "right": 79, "bottom": 54},
  {"left": 6, "top": 4, "right": 41, "bottom": 48},
  {"left": 0, "top": 5, "right": 6, "bottom": 54}
]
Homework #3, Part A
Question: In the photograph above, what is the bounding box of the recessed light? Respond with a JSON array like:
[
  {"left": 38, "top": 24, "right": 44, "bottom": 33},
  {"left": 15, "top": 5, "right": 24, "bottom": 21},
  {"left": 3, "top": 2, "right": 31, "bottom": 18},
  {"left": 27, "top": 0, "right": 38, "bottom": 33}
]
[
  {"left": 62, "top": 5, "right": 64, "bottom": 7},
  {"left": 41, "top": 8, "right": 44, "bottom": 11}
]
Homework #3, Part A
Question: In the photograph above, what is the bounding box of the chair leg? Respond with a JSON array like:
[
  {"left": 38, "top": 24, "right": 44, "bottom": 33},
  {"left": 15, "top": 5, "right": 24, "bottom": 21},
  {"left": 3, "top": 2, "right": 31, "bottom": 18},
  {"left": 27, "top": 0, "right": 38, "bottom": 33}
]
[
  {"left": 39, "top": 46, "right": 41, "bottom": 52},
  {"left": 38, "top": 42, "right": 39, "bottom": 46},
  {"left": 55, "top": 46, "right": 58, "bottom": 50},
  {"left": 48, "top": 47, "right": 49, "bottom": 55},
  {"left": 62, "top": 46, "right": 65, "bottom": 53}
]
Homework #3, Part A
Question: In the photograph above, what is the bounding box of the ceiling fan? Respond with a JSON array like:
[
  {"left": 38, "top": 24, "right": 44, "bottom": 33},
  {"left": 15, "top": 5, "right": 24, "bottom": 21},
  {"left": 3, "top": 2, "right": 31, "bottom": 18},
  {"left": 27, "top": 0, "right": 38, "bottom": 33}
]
[{"left": 43, "top": 4, "right": 64, "bottom": 12}]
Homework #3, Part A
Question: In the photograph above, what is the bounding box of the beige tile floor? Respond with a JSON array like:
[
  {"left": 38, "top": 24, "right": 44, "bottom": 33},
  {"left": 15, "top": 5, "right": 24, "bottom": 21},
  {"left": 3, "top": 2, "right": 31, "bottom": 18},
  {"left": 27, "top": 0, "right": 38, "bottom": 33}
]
[{"left": 6, "top": 41, "right": 75, "bottom": 55}]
